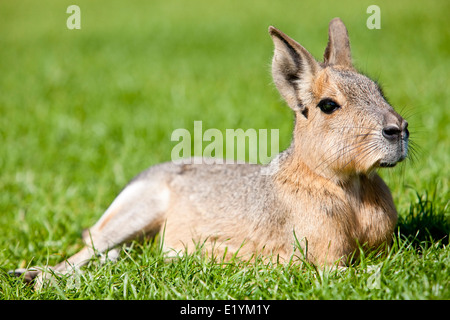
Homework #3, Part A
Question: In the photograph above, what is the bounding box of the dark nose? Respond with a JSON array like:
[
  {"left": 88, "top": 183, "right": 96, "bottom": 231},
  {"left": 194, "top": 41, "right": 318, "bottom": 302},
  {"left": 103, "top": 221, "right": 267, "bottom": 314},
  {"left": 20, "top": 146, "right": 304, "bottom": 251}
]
[
  {"left": 382, "top": 121, "right": 409, "bottom": 141},
  {"left": 403, "top": 121, "right": 409, "bottom": 139},
  {"left": 382, "top": 125, "right": 401, "bottom": 140}
]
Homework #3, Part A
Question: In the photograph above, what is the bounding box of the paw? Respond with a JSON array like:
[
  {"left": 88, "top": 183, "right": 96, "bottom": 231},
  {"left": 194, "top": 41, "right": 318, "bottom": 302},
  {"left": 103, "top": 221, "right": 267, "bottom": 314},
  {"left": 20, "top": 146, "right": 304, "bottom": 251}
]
[{"left": 8, "top": 267, "right": 41, "bottom": 284}]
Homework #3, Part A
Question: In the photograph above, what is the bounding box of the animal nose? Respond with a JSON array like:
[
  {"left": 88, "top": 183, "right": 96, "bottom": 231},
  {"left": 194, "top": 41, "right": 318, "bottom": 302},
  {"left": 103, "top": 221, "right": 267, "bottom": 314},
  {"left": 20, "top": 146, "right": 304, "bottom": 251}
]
[
  {"left": 382, "top": 121, "right": 409, "bottom": 141},
  {"left": 382, "top": 125, "right": 401, "bottom": 140},
  {"left": 402, "top": 121, "right": 409, "bottom": 139}
]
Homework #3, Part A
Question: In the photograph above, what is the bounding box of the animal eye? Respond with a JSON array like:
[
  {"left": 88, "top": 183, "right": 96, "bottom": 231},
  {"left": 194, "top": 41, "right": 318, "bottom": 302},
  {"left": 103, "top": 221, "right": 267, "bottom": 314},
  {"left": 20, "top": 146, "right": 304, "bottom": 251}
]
[{"left": 317, "top": 99, "right": 340, "bottom": 114}]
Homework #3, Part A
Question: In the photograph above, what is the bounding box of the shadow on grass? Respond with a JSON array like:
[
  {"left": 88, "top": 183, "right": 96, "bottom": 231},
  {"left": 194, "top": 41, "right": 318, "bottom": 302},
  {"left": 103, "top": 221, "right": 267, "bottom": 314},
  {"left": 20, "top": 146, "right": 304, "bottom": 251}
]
[{"left": 397, "top": 191, "right": 449, "bottom": 247}]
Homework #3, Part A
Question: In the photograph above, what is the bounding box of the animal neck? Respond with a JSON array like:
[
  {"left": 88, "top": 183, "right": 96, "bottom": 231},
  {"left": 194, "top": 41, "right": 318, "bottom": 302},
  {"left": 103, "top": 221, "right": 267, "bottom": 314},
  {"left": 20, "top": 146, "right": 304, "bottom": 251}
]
[
  {"left": 272, "top": 144, "right": 333, "bottom": 193},
  {"left": 272, "top": 135, "right": 369, "bottom": 194}
]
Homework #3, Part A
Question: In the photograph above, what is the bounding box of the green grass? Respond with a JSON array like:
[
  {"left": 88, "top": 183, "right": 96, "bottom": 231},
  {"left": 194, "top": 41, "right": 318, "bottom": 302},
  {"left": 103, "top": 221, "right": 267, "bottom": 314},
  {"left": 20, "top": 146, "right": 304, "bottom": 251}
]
[{"left": 0, "top": 0, "right": 449, "bottom": 300}]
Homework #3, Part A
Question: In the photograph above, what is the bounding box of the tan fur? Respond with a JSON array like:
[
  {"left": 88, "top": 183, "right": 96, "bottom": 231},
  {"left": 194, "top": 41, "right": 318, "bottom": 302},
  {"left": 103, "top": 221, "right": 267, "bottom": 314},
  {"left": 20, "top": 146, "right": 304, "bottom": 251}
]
[{"left": 13, "top": 18, "right": 409, "bottom": 288}]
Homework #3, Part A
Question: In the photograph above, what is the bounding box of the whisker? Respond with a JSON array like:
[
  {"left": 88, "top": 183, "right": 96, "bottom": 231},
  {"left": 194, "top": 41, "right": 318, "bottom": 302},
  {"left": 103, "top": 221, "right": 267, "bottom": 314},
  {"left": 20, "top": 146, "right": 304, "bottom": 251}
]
[
  {"left": 406, "top": 140, "right": 421, "bottom": 165},
  {"left": 315, "top": 126, "right": 378, "bottom": 158},
  {"left": 315, "top": 139, "right": 378, "bottom": 176},
  {"left": 314, "top": 141, "right": 380, "bottom": 188},
  {"left": 329, "top": 126, "right": 380, "bottom": 131},
  {"left": 314, "top": 129, "right": 379, "bottom": 172},
  {"left": 339, "top": 141, "right": 380, "bottom": 172},
  {"left": 315, "top": 139, "right": 369, "bottom": 172}
]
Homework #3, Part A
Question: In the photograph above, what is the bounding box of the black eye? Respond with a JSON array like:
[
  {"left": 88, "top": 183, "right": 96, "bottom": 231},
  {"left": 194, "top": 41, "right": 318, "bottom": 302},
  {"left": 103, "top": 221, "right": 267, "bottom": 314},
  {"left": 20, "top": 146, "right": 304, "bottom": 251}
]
[{"left": 317, "top": 99, "right": 340, "bottom": 114}]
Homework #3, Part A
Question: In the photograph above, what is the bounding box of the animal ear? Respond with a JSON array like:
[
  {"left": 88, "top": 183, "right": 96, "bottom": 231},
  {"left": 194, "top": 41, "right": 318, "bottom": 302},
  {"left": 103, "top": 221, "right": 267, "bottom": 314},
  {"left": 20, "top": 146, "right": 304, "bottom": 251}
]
[
  {"left": 269, "top": 26, "right": 320, "bottom": 114},
  {"left": 323, "top": 18, "right": 353, "bottom": 68}
]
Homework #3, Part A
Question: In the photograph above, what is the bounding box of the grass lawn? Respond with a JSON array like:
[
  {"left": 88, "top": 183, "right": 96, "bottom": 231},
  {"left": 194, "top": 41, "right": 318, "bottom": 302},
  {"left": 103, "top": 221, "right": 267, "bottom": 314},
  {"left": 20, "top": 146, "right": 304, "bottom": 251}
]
[{"left": 0, "top": 0, "right": 449, "bottom": 300}]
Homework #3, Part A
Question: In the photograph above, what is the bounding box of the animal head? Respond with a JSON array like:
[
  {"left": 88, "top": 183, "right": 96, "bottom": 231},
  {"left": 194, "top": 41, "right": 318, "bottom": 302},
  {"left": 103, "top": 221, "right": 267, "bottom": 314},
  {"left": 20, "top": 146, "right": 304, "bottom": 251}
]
[{"left": 269, "top": 18, "right": 409, "bottom": 179}]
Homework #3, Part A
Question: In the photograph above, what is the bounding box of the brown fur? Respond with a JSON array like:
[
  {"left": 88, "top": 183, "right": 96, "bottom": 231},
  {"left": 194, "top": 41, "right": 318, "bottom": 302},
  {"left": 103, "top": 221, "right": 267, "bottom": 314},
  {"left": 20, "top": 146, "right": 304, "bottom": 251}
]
[{"left": 13, "top": 18, "right": 409, "bottom": 288}]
